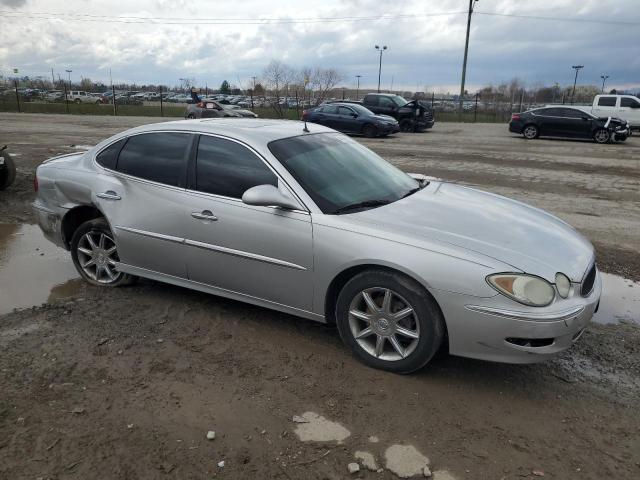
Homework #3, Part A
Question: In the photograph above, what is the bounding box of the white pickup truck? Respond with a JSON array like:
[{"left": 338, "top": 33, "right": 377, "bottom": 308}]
[
  {"left": 67, "top": 91, "right": 101, "bottom": 105},
  {"left": 576, "top": 95, "right": 640, "bottom": 130}
]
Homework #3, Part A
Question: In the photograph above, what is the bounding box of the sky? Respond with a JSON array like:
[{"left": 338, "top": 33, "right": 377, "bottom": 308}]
[{"left": 1, "top": 0, "right": 639, "bottom": 93}]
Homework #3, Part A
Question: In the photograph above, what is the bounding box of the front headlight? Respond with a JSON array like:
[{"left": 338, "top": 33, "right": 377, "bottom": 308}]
[
  {"left": 555, "top": 272, "right": 571, "bottom": 298},
  {"left": 487, "top": 273, "right": 555, "bottom": 307}
]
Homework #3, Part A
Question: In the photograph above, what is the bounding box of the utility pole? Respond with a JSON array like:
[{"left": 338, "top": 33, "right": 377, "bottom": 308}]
[
  {"left": 355, "top": 75, "right": 361, "bottom": 100},
  {"left": 459, "top": 0, "right": 478, "bottom": 114},
  {"left": 600, "top": 74, "right": 609, "bottom": 93},
  {"left": 65, "top": 69, "right": 72, "bottom": 86},
  {"left": 375, "top": 45, "right": 387, "bottom": 93},
  {"left": 51, "top": 68, "right": 55, "bottom": 86},
  {"left": 251, "top": 76, "right": 257, "bottom": 110},
  {"left": 570, "top": 65, "right": 583, "bottom": 104}
]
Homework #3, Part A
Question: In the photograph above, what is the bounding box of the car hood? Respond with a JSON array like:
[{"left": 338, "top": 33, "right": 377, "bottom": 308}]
[
  {"left": 373, "top": 114, "right": 398, "bottom": 123},
  {"left": 345, "top": 182, "right": 594, "bottom": 282}
]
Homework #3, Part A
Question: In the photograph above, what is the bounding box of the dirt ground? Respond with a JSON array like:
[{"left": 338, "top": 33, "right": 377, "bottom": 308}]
[{"left": 1, "top": 113, "right": 639, "bottom": 480}]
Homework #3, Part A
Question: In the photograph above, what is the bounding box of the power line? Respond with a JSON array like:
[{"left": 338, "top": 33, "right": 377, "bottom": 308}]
[{"left": 475, "top": 11, "right": 640, "bottom": 26}]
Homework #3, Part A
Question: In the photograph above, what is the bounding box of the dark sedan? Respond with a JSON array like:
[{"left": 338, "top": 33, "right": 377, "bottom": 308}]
[
  {"left": 509, "top": 106, "right": 631, "bottom": 143},
  {"left": 302, "top": 103, "right": 399, "bottom": 138}
]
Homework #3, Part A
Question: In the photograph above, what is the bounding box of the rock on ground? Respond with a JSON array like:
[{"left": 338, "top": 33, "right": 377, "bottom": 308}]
[{"left": 384, "top": 444, "right": 430, "bottom": 479}]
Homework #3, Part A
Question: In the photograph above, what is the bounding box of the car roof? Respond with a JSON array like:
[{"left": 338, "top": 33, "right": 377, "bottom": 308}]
[{"left": 121, "top": 118, "right": 336, "bottom": 144}]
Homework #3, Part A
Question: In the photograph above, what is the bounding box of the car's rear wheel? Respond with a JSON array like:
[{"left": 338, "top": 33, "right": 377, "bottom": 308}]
[
  {"left": 187, "top": 113, "right": 196, "bottom": 119},
  {"left": 71, "top": 218, "right": 136, "bottom": 287},
  {"left": 522, "top": 124, "right": 539, "bottom": 139},
  {"left": 594, "top": 128, "right": 611, "bottom": 144},
  {"left": 74, "top": 99, "right": 81, "bottom": 105},
  {"left": 336, "top": 270, "right": 444, "bottom": 373},
  {"left": 363, "top": 124, "right": 378, "bottom": 138}
]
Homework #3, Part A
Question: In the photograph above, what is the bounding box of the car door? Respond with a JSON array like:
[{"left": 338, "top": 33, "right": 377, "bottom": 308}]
[
  {"left": 535, "top": 108, "right": 566, "bottom": 136},
  {"left": 592, "top": 96, "right": 617, "bottom": 117},
  {"left": 92, "top": 131, "right": 193, "bottom": 278},
  {"left": 336, "top": 106, "right": 358, "bottom": 133},
  {"left": 182, "top": 134, "right": 314, "bottom": 312},
  {"left": 314, "top": 105, "right": 339, "bottom": 129},
  {"left": 561, "top": 108, "right": 593, "bottom": 137},
  {"left": 618, "top": 97, "right": 640, "bottom": 125},
  {"left": 377, "top": 96, "right": 396, "bottom": 116}
]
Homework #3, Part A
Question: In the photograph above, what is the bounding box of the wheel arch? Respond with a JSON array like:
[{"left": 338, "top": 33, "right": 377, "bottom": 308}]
[
  {"left": 61, "top": 204, "right": 107, "bottom": 250},
  {"left": 324, "top": 262, "right": 449, "bottom": 351}
]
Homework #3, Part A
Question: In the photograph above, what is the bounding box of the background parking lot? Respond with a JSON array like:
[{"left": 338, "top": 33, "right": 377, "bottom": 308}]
[{"left": 1, "top": 113, "right": 639, "bottom": 479}]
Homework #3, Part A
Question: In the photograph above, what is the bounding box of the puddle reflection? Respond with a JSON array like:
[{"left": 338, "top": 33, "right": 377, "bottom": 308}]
[{"left": 0, "top": 224, "right": 80, "bottom": 315}]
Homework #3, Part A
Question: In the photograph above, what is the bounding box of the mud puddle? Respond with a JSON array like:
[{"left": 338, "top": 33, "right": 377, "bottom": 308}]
[
  {"left": 0, "top": 224, "right": 81, "bottom": 315},
  {"left": 593, "top": 273, "right": 640, "bottom": 325}
]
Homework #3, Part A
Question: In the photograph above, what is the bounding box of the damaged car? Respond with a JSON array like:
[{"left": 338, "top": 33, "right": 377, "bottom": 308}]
[{"left": 33, "top": 119, "right": 601, "bottom": 373}]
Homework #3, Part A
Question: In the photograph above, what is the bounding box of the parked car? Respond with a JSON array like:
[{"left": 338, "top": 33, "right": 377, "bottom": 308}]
[
  {"left": 360, "top": 93, "right": 435, "bottom": 132},
  {"left": 46, "top": 90, "right": 64, "bottom": 102},
  {"left": 509, "top": 106, "right": 631, "bottom": 143},
  {"left": 184, "top": 100, "right": 244, "bottom": 119},
  {"left": 68, "top": 91, "right": 101, "bottom": 104},
  {"left": 222, "top": 104, "right": 258, "bottom": 118},
  {"left": 554, "top": 95, "right": 640, "bottom": 130},
  {"left": 114, "top": 94, "right": 143, "bottom": 106},
  {"left": 303, "top": 102, "right": 399, "bottom": 137},
  {"left": 33, "top": 119, "right": 601, "bottom": 373}
]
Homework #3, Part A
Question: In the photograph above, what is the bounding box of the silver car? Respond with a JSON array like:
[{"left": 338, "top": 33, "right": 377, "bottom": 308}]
[{"left": 33, "top": 119, "right": 601, "bottom": 373}]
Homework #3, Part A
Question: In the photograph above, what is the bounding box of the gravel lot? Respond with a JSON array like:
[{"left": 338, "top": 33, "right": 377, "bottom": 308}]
[{"left": 1, "top": 113, "right": 639, "bottom": 479}]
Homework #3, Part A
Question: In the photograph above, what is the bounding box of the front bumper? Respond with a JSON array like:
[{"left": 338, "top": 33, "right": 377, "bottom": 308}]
[{"left": 433, "top": 269, "right": 602, "bottom": 363}]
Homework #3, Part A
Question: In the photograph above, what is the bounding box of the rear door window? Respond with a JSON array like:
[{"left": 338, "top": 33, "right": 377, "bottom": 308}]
[
  {"left": 116, "top": 132, "right": 191, "bottom": 187},
  {"left": 364, "top": 95, "right": 378, "bottom": 106},
  {"left": 378, "top": 97, "right": 395, "bottom": 108},
  {"left": 598, "top": 97, "right": 617, "bottom": 107},
  {"left": 338, "top": 106, "right": 354, "bottom": 115},
  {"left": 194, "top": 136, "right": 277, "bottom": 199},
  {"left": 96, "top": 138, "right": 126, "bottom": 170},
  {"left": 321, "top": 105, "right": 338, "bottom": 114}
]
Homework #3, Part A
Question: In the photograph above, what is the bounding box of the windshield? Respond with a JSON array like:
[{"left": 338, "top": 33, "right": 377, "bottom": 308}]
[
  {"left": 391, "top": 95, "right": 409, "bottom": 107},
  {"left": 349, "top": 104, "right": 374, "bottom": 115},
  {"left": 268, "top": 133, "right": 418, "bottom": 214}
]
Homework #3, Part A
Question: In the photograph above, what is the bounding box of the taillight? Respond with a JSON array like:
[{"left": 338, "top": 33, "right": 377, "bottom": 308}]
[
  {"left": 301, "top": 110, "right": 309, "bottom": 120},
  {"left": 33, "top": 174, "right": 39, "bottom": 192},
  {"left": 511, "top": 114, "right": 521, "bottom": 121}
]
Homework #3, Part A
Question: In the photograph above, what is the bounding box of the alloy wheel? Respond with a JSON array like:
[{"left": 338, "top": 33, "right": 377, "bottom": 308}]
[
  {"left": 523, "top": 125, "right": 538, "bottom": 139},
  {"left": 594, "top": 129, "right": 610, "bottom": 143},
  {"left": 76, "top": 231, "right": 122, "bottom": 284},
  {"left": 348, "top": 287, "right": 420, "bottom": 361}
]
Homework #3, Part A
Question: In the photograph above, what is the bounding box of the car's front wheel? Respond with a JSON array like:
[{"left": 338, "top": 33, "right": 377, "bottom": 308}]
[
  {"left": 594, "top": 128, "right": 611, "bottom": 144},
  {"left": 336, "top": 270, "right": 445, "bottom": 373},
  {"left": 363, "top": 124, "right": 378, "bottom": 138},
  {"left": 522, "top": 124, "right": 539, "bottom": 139},
  {"left": 399, "top": 119, "right": 414, "bottom": 132},
  {"left": 71, "top": 218, "right": 136, "bottom": 287}
]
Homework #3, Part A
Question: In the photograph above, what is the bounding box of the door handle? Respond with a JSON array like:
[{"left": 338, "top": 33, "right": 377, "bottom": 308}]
[
  {"left": 97, "top": 191, "right": 121, "bottom": 200},
  {"left": 191, "top": 210, "right": 218, "bottom": 221}
]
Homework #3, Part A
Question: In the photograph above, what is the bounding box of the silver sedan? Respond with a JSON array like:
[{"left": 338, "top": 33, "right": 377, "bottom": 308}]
[{"left": 33, "top": 119, "right": 601, "bottom": 373}]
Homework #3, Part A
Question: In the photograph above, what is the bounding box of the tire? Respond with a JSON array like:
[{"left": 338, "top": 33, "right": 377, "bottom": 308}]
[
  {"left": 522, "top": 124, "right": 539, "bottom": 139},
  {"left": 335, "top": 269, "right": 445, "bottom": 373},
  {"left": 187, "top": 113, "right": 196, "bottom": 119},
  {"left": 70, "top": 218, "right": 137, "bottom": 287},
  {"left": 617, "top": 136, "right": 627, "bottom": 142},
  {"left": 593, "top": 128, "right": 611, "bottom": 144},
  {"left": 0, "top": 151, "right": 16, "bottom": 191},
  {"left": 399, "top": 119, "right": 414, "bottom": 133},
  {"left": 74, "top": 99, "right": 81, "bottom": 105},
  {"left": 363, "top": 124, "right": 378, "bottom": 138},
  {"left": 95, "top": 100, "right": 102, "bottom": 105}
]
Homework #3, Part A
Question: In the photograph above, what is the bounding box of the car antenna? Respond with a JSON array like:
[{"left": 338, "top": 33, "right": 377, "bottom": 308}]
[{"left": 303, "top": 120, "right": 310, "bottom": 133}]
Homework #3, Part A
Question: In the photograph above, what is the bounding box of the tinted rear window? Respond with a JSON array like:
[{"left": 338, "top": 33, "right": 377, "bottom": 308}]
[
  {"left": 96, "top": 139, "right": 125, "bottom": 170},
  {"left": 195, "top": 136, "right": 277, "bottom": 198},
  {"left": 116, "top": 132, "right": 191, "bottom": 187},
  {"left": 598, "top": 97, "right": 617, "bottom": 107},
  {"left": 363, "top": 95, "right": 378, "bottom": 106}
]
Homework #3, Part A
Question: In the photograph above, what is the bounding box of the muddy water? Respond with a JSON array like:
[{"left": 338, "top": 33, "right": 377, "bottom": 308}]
[
  {"left": 594, "top": 272, "right": 640, "bottom": 325},
  {"left": 0, "top": 224, "right": 81, "bottom": 315}
]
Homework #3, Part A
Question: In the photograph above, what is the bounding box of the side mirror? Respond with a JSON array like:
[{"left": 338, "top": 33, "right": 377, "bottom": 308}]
[
  {"left": 351, "top": 113, "right": 358, "bottom": 118},
  {"left": 242, "top": 184, "right": 301, "bottom": 210}
]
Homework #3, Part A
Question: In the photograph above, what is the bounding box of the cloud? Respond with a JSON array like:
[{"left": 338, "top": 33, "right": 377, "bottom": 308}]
[
  {"left": 0, "top": 0, "right": 28, "bottom": 7},
  {"left": 1, "top": 0, "right": 638, "bottom": 91}
]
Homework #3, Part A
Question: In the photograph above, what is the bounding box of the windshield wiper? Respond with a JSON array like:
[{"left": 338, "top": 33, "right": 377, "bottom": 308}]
[
  {"left": 332, "top": 199, "right": 391, "bottom": 215},
  {"left": 402, "top": 187, "right": 421, "bottom": 198}
]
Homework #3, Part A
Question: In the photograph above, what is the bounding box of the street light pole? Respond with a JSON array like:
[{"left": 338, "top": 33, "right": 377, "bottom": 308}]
[
  {"left": 375, "top": 45, "right": 387, "bottom": 93},
  {"left": 570, "top": 65, "right": 584, "bottom": 104},
  {"left": 600, "top": 74, "right": 610, "bottom": 93},
  {"left": 355, "top": 75, "right": 361, "bottom": 100},
  {"left": 65, "top": 69, "right": 72, "bottom": 86},
  {"left": 459, "top": 0, "right": 478, "bottom": 114}
]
